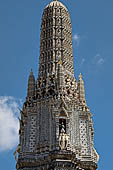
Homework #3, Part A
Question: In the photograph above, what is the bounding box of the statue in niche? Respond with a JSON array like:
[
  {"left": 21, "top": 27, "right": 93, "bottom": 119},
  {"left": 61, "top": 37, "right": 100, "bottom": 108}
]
[{"left": 59, "top": 121, "right": 69, "bottom": 150}]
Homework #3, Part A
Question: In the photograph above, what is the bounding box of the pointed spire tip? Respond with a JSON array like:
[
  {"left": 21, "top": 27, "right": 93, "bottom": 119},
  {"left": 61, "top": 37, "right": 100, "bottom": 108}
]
[
  {"left": 30, "top": 68, "right": 33, "bottom": 76},
  {"left": 79, "top": 73, "right": 82, "bottom": 80}
]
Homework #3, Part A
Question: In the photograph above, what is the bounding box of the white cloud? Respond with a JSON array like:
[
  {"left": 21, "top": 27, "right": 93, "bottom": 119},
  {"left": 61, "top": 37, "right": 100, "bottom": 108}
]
[
  {"left": 97, "top": 58, "right": 104, "bottom": 65},
  {"left": 81, "top": 58, "right": 85, "bottom": 65},
  {"left": 73, "top": 33, "right": 80, "bottom": 46},
  {"left": 0, "top": 96, "right": 21, "bottom": 151},
  {"left": 93, "top": 53, "right": 105, "bottom": 65}
]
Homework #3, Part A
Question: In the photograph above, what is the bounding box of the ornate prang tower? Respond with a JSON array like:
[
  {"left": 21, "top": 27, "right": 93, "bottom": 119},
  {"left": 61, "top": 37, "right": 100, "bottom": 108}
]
[{"left": 15, "top": 0, "right": 99, "bottom": 169}]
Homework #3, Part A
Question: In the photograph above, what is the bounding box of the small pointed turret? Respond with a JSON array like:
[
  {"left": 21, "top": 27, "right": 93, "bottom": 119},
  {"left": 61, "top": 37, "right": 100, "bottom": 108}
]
[
  {"left": 77, "top": 73, "right": 86, "bottom": 104},
  {"left": 27, "top": 69, "right": 35, "bottom": 97}
]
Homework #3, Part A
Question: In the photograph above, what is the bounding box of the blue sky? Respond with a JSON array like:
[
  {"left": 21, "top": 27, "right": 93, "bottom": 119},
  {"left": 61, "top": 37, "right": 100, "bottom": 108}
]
[{"left": 0, "top": 0, "right": 113, "bottom": 169}]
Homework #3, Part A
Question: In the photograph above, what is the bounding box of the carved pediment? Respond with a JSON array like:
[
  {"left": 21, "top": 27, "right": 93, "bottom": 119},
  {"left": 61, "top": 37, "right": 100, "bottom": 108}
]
[{"left": 59, "top": 107, "right": 68, "bottom": 118}]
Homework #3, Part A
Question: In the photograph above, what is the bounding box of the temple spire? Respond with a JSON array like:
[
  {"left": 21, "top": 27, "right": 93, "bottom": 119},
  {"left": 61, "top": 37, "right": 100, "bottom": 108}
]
[
  {"left": 77, "top": 73, "right": 86, "bottom": 104},
  {"left": 27, "top": 69, "right": 35, "bottom": 97},
  {"left": 16, "top": 1, "right": 99, "bottom": 169}
]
